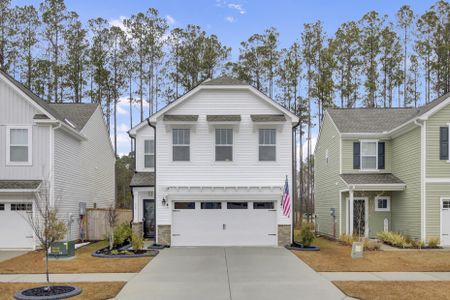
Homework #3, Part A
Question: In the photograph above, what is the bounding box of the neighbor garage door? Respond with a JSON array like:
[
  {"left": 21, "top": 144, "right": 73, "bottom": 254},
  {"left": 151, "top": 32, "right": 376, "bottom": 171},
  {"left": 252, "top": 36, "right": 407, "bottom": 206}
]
[
  {"left": 0, "top": 202, "right": 35, "bottom": 249},
  {"left": 171, "top": 201, "right": 277, "bottom": 246}
]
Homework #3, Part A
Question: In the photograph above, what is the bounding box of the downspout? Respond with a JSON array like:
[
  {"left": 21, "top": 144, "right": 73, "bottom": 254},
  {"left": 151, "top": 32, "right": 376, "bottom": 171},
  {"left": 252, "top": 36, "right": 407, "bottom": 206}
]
[{"left": 292, "top": 119, "right": 301, "bottom": 244}]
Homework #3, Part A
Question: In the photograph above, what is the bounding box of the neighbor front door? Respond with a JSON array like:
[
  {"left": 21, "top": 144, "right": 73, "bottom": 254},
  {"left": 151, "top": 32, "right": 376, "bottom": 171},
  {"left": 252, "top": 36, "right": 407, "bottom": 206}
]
[{"left": 143, "top": 199, "right": 155, "bottom": 238}]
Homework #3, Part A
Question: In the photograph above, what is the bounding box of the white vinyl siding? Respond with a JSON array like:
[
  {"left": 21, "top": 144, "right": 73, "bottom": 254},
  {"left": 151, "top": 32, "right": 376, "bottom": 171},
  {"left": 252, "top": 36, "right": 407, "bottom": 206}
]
[
  {"left": 144, "top": 139, "right": 154, "bottom": 168},
  {"left": 361, "top": 141, "right": 377, "bottom": 170},
  {"left": 173, "top": 129, "right": 190, "bottom": 161},
  {"left": 259, "top": 129, "right": 276, "bottom": 161},
  {"left": 215, "top": 128, "right": 233, "bottom": 161},
  {"left": 7, "top": 126, "right": 32, "bottom": 165}
]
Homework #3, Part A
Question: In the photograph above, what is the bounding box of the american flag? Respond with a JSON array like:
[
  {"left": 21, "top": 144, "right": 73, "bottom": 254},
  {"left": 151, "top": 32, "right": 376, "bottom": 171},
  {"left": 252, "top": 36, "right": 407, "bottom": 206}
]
[{"left": 282, "top": 176, "right": 291, "bottom": 217}]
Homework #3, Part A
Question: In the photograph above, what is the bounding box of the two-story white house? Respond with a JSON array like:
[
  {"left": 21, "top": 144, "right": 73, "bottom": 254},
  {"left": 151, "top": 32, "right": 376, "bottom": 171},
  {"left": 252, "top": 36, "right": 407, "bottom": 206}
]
[
  {"left": 0, "top": 70, "right": 115, "bottom": 249},
  {"left": 129, "top": 77, "right": 299, "bottom": 247}
]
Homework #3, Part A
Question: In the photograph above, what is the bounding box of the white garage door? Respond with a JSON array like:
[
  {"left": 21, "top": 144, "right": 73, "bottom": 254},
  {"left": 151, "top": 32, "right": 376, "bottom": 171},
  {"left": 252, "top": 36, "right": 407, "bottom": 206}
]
[
  {"left": 442, "top": 199, "right": 450, "bottom": 246},
  {"left": 171, "top": 201, "right": 277, "bottom": 246},
  {"left": 0, "top": 202, "right": 35, "bottom": 249}
]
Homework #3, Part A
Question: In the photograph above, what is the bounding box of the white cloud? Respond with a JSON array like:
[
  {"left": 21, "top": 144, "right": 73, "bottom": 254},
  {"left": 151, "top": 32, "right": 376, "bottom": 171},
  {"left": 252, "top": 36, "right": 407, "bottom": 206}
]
[
  {"left": 228, "top": 3, "right": 246, "bottom": 14},
  {"left": 109, "top": 16, "right": 128, "bottom": 31},
  {"left": 225, "top": 16, "right": 236, "bottom": 23},
  {"left": 166, "top": 15, "right": 175, "bottom": 25}
]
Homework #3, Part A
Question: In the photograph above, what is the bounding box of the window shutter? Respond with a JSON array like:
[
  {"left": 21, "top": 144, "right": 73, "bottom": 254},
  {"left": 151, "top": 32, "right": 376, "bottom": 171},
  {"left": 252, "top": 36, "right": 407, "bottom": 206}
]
[
  {"left": 440, "top": 127, "right": 449, "bottom": 160},
  {"left": 378, "top": 142, "right": 385, "bottom": 169},
  {"left": 353, "top": 142, "right": 360, "bottom": 169}
]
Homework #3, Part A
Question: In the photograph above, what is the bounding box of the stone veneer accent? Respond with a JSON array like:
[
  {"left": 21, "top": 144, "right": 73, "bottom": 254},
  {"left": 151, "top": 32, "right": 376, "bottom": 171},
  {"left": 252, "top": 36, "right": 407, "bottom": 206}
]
[
  {"left": 132, "top": 222, "right": 143, "bottom": 239},
  {"left": 278, "top": 225, "right": 291, "bottom": 246},
  {"left": 158, "top": 225, "right": 171, "bottom": 245}
]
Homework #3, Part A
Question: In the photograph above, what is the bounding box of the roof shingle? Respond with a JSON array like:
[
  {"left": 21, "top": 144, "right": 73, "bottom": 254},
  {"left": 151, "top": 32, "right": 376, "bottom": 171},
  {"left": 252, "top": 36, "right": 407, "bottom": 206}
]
[
  {"left": 130, "top": 172, "right": 155, "bottom": 187},
  {"left": 207, "top": 115, "right": 241, "bottom": 122},
  {"left": 50, "top": 103, "right": 98, "bottom": 131},
  {"left": 202, "top": 76, "right": 247, "bottom": 86},
  {"left": 163, "top": 115, "right": 199, "bottom": 122},
  {"left": 251, "top": 114, "right": 286, "bottom": 122},
  {"left": 0, "top": 180, "right": 42, "bottom": 190},
  {"left": 340, "top": 173, "right": 405, "bottom": 185}
]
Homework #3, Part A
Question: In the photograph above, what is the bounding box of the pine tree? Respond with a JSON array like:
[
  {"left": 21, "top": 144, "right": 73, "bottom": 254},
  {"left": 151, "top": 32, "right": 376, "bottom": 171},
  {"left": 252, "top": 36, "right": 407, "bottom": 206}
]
[
  {"left": 396, "top": 5, "right": 415, "bottom": 107},
  {"left": 407, "top": 54, "right": 421, "bottom": 107},
  {"left": 15, "top": 5, "right": 40, "bottom": 88},
  {"left": 0, "top": 0, "right": 17, "bottom": 74}
]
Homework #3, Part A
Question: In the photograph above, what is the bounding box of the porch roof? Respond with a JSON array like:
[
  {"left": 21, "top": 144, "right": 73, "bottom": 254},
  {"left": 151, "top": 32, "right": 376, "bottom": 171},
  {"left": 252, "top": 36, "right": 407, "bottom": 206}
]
[
  {"left": 0, "top": 180, "right": 42, "bottom": 192},
  {"left": 340, "top": 173, "right": 406, "bottom": 191},
  {"left": 130, "top": 172, "right": 154, "bottom": 187}
]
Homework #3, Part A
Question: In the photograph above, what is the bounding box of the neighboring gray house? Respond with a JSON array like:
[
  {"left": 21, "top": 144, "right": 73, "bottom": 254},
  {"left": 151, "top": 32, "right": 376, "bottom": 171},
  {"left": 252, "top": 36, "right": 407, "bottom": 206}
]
[
  {"left": 0, "top": 70, "right": 115, "bottom": 249},
  {"left": 129, "top": 77, "right": 299, "bottom": 247},
  {"left": 315, "top": 93, "right": 450, "bottom": 246}
]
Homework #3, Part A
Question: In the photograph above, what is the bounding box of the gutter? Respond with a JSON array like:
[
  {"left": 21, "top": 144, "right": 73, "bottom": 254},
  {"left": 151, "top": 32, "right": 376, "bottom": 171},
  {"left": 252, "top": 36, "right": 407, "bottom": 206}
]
[
  {"left": 292, "top": 119, "right": 301, "bottom": 245},
  {"left": 127, "top": 130, "right": 137, "bottom": 223},
  {"left": 147, "top": 118, "right": 157, "bottom": 240}
]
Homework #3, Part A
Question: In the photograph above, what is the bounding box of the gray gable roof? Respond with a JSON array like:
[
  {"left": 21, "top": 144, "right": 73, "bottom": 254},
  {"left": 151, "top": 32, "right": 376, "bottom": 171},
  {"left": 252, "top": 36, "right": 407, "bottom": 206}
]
[
  {"left": 327, "top": 92, "right": 450, "bottom": 133},
  {"left": 50, "top": 103, "right": 98, "bottom": 131},
  {"left": 0, "top": 69, "right": 98, "bottom": 131},
  {"left": 0, "top": 180, "right": 42, "bottom": 190},
  {"left": 202, "top": 76, "right": 247, "bottom": 86},
  {"left": 340, "top": 173, "right": 405, "bottom": 185},
  {"left": 130, "top": 172, "right": 155, "bottom": 187}
]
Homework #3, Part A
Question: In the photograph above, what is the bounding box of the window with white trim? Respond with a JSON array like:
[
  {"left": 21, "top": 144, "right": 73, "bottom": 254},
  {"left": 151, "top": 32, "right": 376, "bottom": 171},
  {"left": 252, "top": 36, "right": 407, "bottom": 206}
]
[
  {"left": 259, "top": 129, "right": 276, "bottom": 161},
  {"left": 215, "top": 128, "right": 233, "bottom": 161},
  {"left": 144, "top": 139, "right": 154, "bottom": 168},
  {"left": 375, "top": 196, "right": 390, "bottom": 212},
  {"left": 7, "top": 127, "right": 31, "bottom": 164},
  {"left": 443, "top": 200, "right": 450, "bottom": 209},
  {"left": 361, "top": 141, "right": 377, "bottom": 170},
  {"left": 172, "top": 129, "right": 190, "bottom": 161}
]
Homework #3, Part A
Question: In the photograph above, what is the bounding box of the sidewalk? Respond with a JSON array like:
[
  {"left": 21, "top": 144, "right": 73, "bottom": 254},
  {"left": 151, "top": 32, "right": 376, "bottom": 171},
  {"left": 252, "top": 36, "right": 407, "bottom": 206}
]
[
  {"left": 320, "top": 272, "right": 450, "bottom": 281},
  {"left": 0, "top": 273, "right": 136, "bottom": 283}
]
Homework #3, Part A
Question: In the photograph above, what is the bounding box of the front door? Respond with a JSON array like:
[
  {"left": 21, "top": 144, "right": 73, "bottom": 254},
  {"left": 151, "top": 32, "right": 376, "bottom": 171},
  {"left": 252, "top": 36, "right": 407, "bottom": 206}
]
[
  {"left": 143, "top": 199, "right": 155, "bottom": 238},
  {"left": 441, "top": 199, "right": 450, "bottom": 246}
]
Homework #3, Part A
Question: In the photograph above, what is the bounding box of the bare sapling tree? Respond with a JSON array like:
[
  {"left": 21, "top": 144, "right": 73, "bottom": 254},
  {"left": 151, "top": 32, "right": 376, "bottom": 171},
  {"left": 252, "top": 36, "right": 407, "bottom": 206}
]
[
  {"left": 106, "top": 205, "right": 118, "bottom": 250},
  {"left": 25, "top": 179, "right": 67, "bottom": 285},
  {"left": 353, "top": 199, "right": 366, "bottom": 241}
]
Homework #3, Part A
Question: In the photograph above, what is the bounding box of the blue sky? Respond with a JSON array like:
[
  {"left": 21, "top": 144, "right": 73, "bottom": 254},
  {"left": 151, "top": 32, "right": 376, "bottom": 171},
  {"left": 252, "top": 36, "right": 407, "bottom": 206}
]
[{"left": 13, "top": 0, "right": 440, "bottom": 156}]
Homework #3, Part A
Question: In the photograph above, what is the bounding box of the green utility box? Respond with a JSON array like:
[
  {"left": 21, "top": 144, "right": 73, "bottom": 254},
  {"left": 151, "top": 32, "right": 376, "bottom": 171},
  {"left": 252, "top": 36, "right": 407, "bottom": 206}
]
[{"left": 49, "top": 241, "right": 76, "bottom": 257}]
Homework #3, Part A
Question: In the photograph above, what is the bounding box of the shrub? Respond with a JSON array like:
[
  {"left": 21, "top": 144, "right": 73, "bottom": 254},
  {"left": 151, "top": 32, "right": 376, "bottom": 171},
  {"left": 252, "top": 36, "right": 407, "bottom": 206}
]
[
  {"left": 113, "top": 223, "right": 132, "bottom": 247},
  {"left": 428, "top": 237, "right": 440, "bottom": 248},
  {"left": 377, "top": 231, "right": 409, "bottom": 248},
  {"left": 131, "top": 233, "right": 144, "bottom": 250},
  {"left": 299, "top": 223, "right": 315, "bottom": 247},
  {"left": 411, "top": 239, "right": 425, "bottom": 249},
  {"left": 338, "top": 234, "right": 353, "bottom": 246},
  {"left": 364, "top": 239, "right": 381, "bottom": 251}
]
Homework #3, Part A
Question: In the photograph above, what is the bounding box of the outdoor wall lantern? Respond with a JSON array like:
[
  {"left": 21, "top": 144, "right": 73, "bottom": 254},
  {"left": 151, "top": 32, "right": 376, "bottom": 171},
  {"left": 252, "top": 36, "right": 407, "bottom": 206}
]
[{"left": 162, "top": 197, "right": 168, "bottom": 207}]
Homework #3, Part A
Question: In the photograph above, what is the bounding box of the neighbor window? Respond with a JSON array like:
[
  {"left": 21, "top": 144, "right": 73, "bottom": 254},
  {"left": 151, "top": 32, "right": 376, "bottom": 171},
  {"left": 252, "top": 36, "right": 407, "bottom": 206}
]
[
  {"left": 215, "top": 129, "right": 233, "bottom": 161},
  {"left": 375, "top": 196, "right": 390, "bottom": 212},
  {"left": 173, "top": 129, "right": 190, "bottom": 161},
  {"left": 7, "top": 127, "right": 31, "bottom": 164},
  {"left": 0, "top": 203, "right": 4, "bottom": 211},
  {"left": 443, "top": 200, "right": 450, "bottom": 209},
  {"left": 144, "top": 139, "right": 154, "bottom": 168},
  {"left": 259, "top": 129, "right": 276, "bottom": 161},
  {"left": 11, "top": 203, "right": 32, "bottom": 211},
  {"left": 361, "top": 141, "right": 377, "bottom": 170},
  {"left": 174, "top": 202, "right": 195, "bottom": 209}
]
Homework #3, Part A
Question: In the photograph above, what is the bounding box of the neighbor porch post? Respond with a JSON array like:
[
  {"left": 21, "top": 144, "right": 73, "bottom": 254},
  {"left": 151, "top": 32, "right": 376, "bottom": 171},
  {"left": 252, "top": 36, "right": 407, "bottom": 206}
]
[{"left": 349, "top": 189, "right": 354, "bottom": 236}]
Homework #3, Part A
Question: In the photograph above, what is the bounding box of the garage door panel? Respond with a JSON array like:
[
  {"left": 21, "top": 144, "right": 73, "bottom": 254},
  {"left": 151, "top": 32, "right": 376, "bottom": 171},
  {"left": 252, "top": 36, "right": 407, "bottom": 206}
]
[
  {"left": 0, "top": 202, "right": 34, "bottom": 249},
  {"left": 172, "top": 201, "right": 277, "bottom": 246}
]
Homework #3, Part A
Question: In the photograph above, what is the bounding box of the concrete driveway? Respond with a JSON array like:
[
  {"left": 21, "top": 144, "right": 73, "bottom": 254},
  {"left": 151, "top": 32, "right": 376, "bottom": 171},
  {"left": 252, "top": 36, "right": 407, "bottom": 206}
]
[
  {"left": 116, "top": 247, "right": 346, "bottom": 300},
  {"left": 0, "top": 251, "right": 27, "bottom": 263}
]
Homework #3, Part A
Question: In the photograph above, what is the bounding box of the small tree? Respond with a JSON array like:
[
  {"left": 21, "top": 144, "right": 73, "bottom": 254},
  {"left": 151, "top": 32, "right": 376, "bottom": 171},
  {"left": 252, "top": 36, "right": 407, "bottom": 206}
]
[
  {"left": 26, "top": 179, "right": 67, "bottom": 284},
  {"left": 106, "top": 205, "right": 118, "bottom": 250}
]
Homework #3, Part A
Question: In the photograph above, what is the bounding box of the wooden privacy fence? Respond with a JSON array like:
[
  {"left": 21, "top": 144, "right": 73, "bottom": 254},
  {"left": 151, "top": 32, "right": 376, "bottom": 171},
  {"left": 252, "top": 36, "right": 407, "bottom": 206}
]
[{"left": 85, "top": 208, "right": 132, "bottom": 241}]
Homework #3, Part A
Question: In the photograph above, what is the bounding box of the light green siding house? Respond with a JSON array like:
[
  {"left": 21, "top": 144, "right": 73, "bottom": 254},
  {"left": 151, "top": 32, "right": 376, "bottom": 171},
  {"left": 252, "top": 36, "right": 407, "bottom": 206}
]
[{"left": 314, "top": 93, "right": 450, "bottom": 245}]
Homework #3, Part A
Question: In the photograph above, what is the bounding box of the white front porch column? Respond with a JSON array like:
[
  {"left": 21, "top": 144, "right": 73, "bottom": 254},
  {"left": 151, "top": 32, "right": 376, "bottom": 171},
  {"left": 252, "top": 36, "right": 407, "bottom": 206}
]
[{"left": 349, "top": 190, "right": 354, "bottom": 236}]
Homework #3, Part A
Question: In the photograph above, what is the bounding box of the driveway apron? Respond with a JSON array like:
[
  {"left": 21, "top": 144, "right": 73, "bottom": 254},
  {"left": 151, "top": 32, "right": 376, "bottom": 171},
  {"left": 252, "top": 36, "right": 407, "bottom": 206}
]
[{"left": 116, "top": 247, "right": 345, "bottom": 300}]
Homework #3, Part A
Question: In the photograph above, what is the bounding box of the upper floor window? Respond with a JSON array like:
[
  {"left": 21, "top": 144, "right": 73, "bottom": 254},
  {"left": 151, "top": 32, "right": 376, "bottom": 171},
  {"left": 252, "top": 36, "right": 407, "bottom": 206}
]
[
  {"left": 144, "top": 139, "right": 154, "bottom": 168},
  {"left": 259, "top": 129, "right": 276, "bottom": 161},
  {"left": 173, "top": 129, "right": 190, "bottom": 161},
  {"left": 361, "top": 141, "right": 377, "bottom": 170},
  {"left": 7, "top": 126, "right": 32, "bottom": 165},
  {"left": 215, "top": 128, "right": 233, "bottom": 161}
]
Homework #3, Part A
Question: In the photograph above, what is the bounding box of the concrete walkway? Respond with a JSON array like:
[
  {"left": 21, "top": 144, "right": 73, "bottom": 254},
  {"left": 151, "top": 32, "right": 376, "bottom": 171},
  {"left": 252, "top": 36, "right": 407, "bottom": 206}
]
[
  {"left": 0, "top": 273, "right": 135, "bottom": 282},
  {"left": 116, "top": 247, "right": 347, "bottom": 300},
  {"left": 321, "top": 272, "right": 450, "bottom": 281}
]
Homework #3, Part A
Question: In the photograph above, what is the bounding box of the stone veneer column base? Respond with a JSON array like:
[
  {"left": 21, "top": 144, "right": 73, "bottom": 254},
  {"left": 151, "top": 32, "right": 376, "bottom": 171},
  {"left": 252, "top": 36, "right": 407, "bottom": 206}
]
[
  {"left": 278, "top": 225, "right": 291, "bottom": 246},
  {"left": 132, "top": 222, "right": 143, "bottom": 239},
  {"left": 158, "top": 225, "right": 171, "bottom": 245}
]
